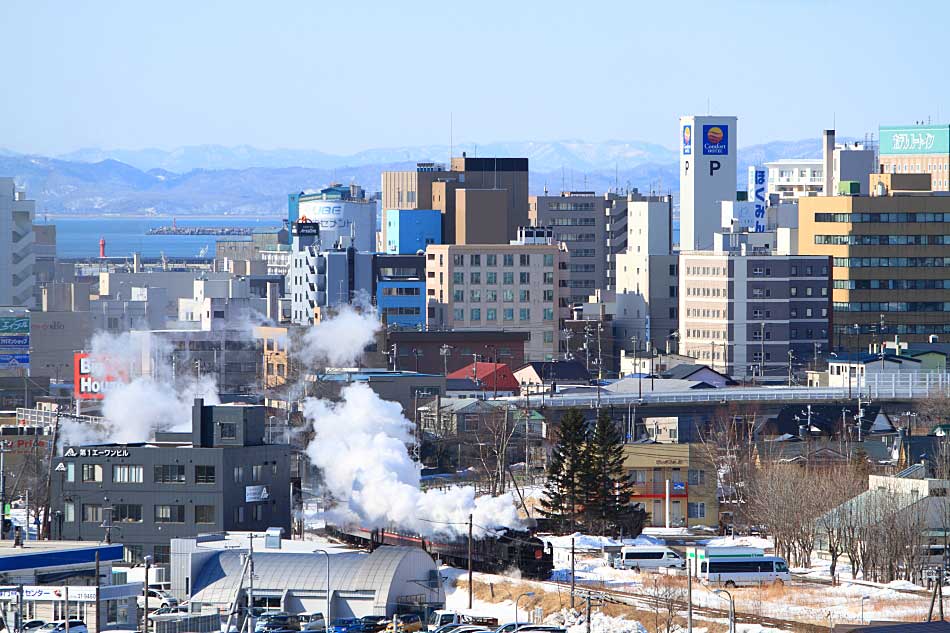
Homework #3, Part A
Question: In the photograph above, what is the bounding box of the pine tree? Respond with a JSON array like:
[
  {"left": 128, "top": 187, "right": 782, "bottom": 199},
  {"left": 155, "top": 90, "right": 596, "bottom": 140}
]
[
  {"left": 539, "top": 408, "right": 589, "bottom": 532},
  {"left": 584, "top": 410, "right": 646, "bottom": 536}
]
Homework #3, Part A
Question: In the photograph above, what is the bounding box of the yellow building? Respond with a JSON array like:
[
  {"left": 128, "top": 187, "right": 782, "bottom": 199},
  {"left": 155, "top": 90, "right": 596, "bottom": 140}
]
[
  {"left": 622, "top": 443, "right": 718, "bottom": 529},
  {"left": 798, "top": 173, "right": 950, "bottom": 349}
]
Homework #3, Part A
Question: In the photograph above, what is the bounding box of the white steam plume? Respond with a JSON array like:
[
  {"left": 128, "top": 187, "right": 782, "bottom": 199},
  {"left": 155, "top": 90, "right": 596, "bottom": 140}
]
[
  {"left": 298, "top": 303, "right": 523, "bottom": 538},
  {"left": 59, "top": 331, "right": 220, "bottom": 447}
]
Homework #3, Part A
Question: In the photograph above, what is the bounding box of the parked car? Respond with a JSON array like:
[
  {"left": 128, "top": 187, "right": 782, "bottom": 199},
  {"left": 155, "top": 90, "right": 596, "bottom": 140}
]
[
  {"left": 360, "top": 616, "right": 389, "bottom": 633},
  {"left": 495, "top": 623, "right": 529, "bottom": 633},
  {"left": 36, "top": 622, "right": 88, "bottom": 633},
  {"left": 328, "top": 618, "right": 364, "bottom": 633},
  {"left": 513, "top": 627, "right": 566, "bottom": 633},
  {"left": 137, "top": 589, "right": 179, "bottom": 610},
  {"left": 22, "top": 621, "right": 46, "bottom": 632},
  {"left": 612, "top": 546, "right": 685, "bottom": 571},
  {"left": 386, "top": 615, "right": 423, "bottom": 633},
  {"left": 254, "top": 613, "right": 301, "bottom": 632},
  {"left": 301, "top": 613, "right": 327, "bottom": 631}
]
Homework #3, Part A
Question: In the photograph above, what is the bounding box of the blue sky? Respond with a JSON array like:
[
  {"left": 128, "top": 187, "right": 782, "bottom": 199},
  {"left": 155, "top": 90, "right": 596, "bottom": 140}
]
[{"left": 2, "top": 0, "right": 947, "bottom": 155}]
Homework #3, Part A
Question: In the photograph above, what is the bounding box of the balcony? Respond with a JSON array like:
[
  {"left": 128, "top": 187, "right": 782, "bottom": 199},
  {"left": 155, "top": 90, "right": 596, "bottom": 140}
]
[{"left": 630, "top": 481, "right": 688, "bottom": 497}]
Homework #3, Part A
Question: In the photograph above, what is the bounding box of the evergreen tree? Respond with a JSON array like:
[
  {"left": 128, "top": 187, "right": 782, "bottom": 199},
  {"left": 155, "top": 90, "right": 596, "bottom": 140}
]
[
  {"left": 584, "top": 409, "right": 646, "bottom": 536},
  {"left": 539, "top": 408, "right": 589, "bottom": 532}
]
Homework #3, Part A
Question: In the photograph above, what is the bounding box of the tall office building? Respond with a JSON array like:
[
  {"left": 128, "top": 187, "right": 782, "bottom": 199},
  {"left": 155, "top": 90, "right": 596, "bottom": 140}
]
[
  {"left": 530, "top": 191, "right": 608, "bottom": 306},
  {"left": 287, "top": 184, "right": 376, "bottom": 253},
  {"left": 424, "top": 236, "right": 567, "bottom": 361},
  {"left": 0, "top": 178, "right": 36, "bottom": 307},
  {"left": 679, "top": 116, "right": 738, "bottom": 251},
  {"left": 879, "top": 124, "right": 950, "bottom": 192},
  {"left": 798, "top": 172, "right": 950, "bottom": 349},
  {"left": 382, "top": 156, "right": 529, "bottom": 245}
]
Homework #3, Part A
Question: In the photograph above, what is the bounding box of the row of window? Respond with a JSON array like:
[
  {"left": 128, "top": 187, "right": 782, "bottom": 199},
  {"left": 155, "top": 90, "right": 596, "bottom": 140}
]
[
  {"left": 382, "top": 307, "right": 421, "bottom": 316},
  {"left": 452, "top": 271, "right": 540, "bottom": 285},
  {"left": 69, "top": 502, "right": 270, "bottom": 525},
  {"left": 452, "top": 308, "right": 554, "bottom": 322},
  {"left": 568, "top": 264, "right": 597, "bottom": 273},
  {"left": 815, "top": 234, "right": 950, "bottom": 246},
  {"left": 834, "top": 257, "right": 950, "bottom": 268},
  {"left": 550, "top": 218, "right": 597, "bottom": 226},
  {"left": 448, "top": 253, "right": 556, "bottom": 267},
  {"left": 816, "top": 212, "right": 950, "bottom": 223},
  {"left": 71, "top": 463, "right": 277, "bottom": 484},
  {"left": 629, "top": 469, "right": 706, "bottom": 486},
  {"left": 380, "top": 286, "right": 421, "bottom": 296},
  {"left": 834, "top": 279, "right": 950, "bottom": 290},
  {"left": 452, "top": 289, "right": 556, "bottom": 303},
  {"left": 838, "top": 324, "right": 950, "bottom": 335},
  {"left": 833, "top": 302, "right": 950, "bottom": 312}
]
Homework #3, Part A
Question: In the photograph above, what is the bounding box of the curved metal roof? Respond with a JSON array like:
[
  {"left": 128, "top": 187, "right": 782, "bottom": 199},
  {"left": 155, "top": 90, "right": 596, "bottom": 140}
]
[{"left": 191, "top": 546, "right": 436, "bottom": 610}]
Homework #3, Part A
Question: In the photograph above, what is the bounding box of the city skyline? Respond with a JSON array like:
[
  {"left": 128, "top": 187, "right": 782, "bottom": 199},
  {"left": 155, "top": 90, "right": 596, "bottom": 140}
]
[{"left": 1, "top": 0, "right": 948, "bottom": 156}]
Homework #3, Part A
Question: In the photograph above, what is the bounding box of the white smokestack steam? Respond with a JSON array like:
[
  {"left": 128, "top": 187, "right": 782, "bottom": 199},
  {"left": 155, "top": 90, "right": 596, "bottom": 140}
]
[
  {"left": 59, "top": 331, "right": 220, "bottom": 447},
  {"left": 299, "top": 304, "right": 523, "bottom": 538}
]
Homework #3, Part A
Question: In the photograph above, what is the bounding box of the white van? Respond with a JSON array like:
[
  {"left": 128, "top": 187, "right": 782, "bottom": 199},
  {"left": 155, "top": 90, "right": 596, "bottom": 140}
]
[
  {"left": 613, "top": 546, "right": 684, "bottom": 570},
  {"left": 697, "top": 556, "right": 790, "bottom": 587}
]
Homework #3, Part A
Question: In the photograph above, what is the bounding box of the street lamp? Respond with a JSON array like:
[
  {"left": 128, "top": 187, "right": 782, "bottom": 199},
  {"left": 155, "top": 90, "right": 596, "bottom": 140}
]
[
  {"left": 860, "top": 595, "right": 870, "bottom": 625},
  {"left": 712, "top": 589, "right": 734, "bottom": 633},
  {"left": 515, "top": 591, "right": 535, "bottom": 624},
  {"left": 314, "top": 549, "right": 332, "bottom": 630}
]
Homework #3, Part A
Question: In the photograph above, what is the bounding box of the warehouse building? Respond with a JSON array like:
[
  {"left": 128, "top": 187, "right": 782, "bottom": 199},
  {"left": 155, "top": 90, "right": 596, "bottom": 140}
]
[{"left": 171, "top": 533, "right": 445, "bottom": 618}]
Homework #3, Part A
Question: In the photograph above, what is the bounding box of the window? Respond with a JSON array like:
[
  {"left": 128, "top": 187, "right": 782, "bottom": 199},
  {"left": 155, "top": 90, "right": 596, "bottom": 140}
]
[
  {"left": 154, "top": 545, "right": 171, "bottom": 565},
  {"left": 543, "top": 308, "right": 554, "bottom": 321},
  {"left": 520, "top": 308, "right": 531, "bottom": 321},
  {"left": 195, "top": 505, "right": 215, "bottom": 524},
  {"left": 470, "top": 272, "right": 481, "bottom": 284},
  {"left": 453, "top": 289, "right": 464, "bottom": 302},
  {"left": 220, "top": 423, "right": 237, "bottom": 439},
  {"left": 486, "top": 290, "right": 497, "bottom": 302},
  {"left": 64, "top": 501, "right": 75, "bottom": 522},
  {"left": 154, "top": 464, "right": 186, "bottom": 484},
  {"left": 82, "top": 464, "right": 102, "bottom": 483},
  {"left": 543, "top": 272, "right": 554, "bottom": 284},
  {"left": 83, "top": 504, "right": 102, "bottom": 523},
  {"left": 252, "top": 505, "right": 264, "bottom": 521},
  {"left": 544, "top": 254, "right": 554, "bottom": 266},
  {"left": 544, "top": 289, "right": 554, "bottom": 301},
  {"left": 123, "top": 544, "right": 144, "bottom": 565},
  {"left": 113, "top": 504, "right": 143, "bottom": 523},
  {"left": 470, "top": 289, "right": 481, "bottom": 302},
  {"left": 471, "top": 308, "right": 481, "bottom": 321},
  {"left": 453, "top": 254, "right": 465, "bottom": 266},
  {"left": 503, "top": 272, "right": 514, "bottom": 285},
  {"left": 487, "top": 272, "right": 497, "bottom": 284},
  {"left": 196, "top": 465, "right": 216, "bottom": 484},
  {"left": 520, "top": 289, "right": 530, "bottom": 301},
  {"left": 544, "top": 331, "right": 554, "bottom": 343},
  {"left": 687, "top": 502, "right": 706, "bottom": 519},
  {"left": 252, "top": 464, "right": 264, "bottom": 481},
  {"left": 486, "top": 254, "right": 497, "bottom": 266},
  {"left": 519, "top": 272, "right": 530, "bottom": 283},
  {"left": 470, "top": 254, "right": 481, "bottom": 266},
  {"left": 503, "top": 254, "right": 514, "bottom": 266},
  {"left": 233, "top": 466, "right": 244, "bottom": 483},
  {"left": 66, "top": 462, "right": 75, "bottom": 482},
  {"left": 453, "top": 308, "right": 464, "bottom": 321},
  {"left": 234, "top": 506, "right": 245, "bottom": 523},
  {"left": 452, "top": 272, "right": 464, "bottom": 284},
  {"left": 503, "top": 308, "right": 514, "bottom": 321},
  {"left": 688, "top": 469, "right": 706, "bottom": 486},
  {"left": 519, "top": 254, "right": 530, "bottom": 266},
  {"left": 503, "top": 289, "right": 514, "bottom": 302},
  {"left": 112, "top": 464, "right": 143, "bottom": 483},
  {"left": 790, "top": 287, "right": 798, "bottom": 296},
  {"left": 154, "top": 505, "right": 185, "bottom": 523},
  {"left": 486, "top": 308, "right": 497, "bottom": 321}
]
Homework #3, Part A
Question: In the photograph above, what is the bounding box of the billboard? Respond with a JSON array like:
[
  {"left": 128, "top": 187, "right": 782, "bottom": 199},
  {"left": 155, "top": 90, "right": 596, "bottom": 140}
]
[
  {"left": 880, "top": 125, "right": 950, "bottom": 155},
  {"left": 682, "top": 125, "right": 692, "bottom": 155},
  {"left": 749, "top": 166, "right": 767, "bottom": 232},
  {"left": 298, "top": 199, "right": 376, "bottom": 252},
  {"left": 73, "top": 352, "right": 128, "bottom": 400},
  {"left": 245, "top": 485, "right": 270, "bottom": 502},
  {"left": 0, "top": 312, "right": 29, "bottom": 372},
  {"left": 0, "top": 317, "right": 29, "bottom": 334},
  {"left": 702, "top": 125, "right": 729, "bottom": 155}
]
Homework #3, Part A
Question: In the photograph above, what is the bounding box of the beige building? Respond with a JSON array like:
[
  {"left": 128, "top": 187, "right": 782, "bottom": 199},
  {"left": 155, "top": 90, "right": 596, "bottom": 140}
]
[
  {"left": 382, "top": 157, "right": 529, "bottom": 245},
  {"left": 424, "top": 241, "right": 568, "bottom": 361},
  {"left": 879, "top": 124, "right": 950, "bottom": 192},
  {"left": 798, "top": 173, "right": 950, "bottom": 349},
  {"left": 622, "top": 442, "right": 718, "bottom": 529}
]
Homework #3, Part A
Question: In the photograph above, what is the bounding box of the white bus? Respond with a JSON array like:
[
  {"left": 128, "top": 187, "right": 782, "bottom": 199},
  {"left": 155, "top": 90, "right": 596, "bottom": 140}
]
[
  {"left": 697, "top": 556, "right": 790, "bottom": 587},
  {"left": 612, "top": 546, "right": 685, "bottom": 570}
]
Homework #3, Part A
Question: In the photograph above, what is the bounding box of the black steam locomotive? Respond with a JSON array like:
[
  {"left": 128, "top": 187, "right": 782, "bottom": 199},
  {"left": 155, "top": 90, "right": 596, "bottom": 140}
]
[{"left": 329, "top": 525, "right": 553, "bottom": 580}]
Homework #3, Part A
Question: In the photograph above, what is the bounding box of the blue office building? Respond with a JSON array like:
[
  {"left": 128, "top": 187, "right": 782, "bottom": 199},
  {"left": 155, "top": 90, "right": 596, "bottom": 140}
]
[
  {"left": 384, "top": 209, "right": 442, "bottom": 254},
  {"left": 377, "top": 279, "right": 426, "bottom": 328}
]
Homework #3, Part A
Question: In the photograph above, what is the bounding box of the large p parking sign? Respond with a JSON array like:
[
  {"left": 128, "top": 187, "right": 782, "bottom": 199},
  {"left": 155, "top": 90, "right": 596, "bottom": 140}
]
[{"left": 709, "top": 160, "right": 721, "bottom": 176}]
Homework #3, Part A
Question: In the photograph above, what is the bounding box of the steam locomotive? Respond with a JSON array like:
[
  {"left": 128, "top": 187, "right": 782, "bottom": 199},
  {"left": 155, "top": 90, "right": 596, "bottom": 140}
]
[{"left": 328, "top": 525, "right": 553, "bottom": 579}]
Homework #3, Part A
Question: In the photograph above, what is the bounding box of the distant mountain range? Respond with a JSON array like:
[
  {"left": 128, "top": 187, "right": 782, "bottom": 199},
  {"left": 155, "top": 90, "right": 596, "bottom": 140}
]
[{"left": 0, "top": 137, "right": 841, "bottom": 216}]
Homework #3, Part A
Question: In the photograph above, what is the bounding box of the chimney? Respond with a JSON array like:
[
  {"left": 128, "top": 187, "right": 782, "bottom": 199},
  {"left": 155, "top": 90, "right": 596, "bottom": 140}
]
[
  {"left": 192, "top": 398, "right": 213, "bottom": 448},
  {"left": 822, "top": 129, "right": 835, "bottom": 196},
  {"left": 133, "top": 252, "right": 141, "bottom": 273}
]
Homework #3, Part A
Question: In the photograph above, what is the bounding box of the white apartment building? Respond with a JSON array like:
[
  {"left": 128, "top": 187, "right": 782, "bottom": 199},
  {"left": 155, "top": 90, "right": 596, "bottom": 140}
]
[
  {"left": 0, "top": 178, "right": 36, "bottom": 307},
  {"left": 765, "top": 132, "right": 876, "bottom": 200},
  {"left": 424, "top": 240, "right": 568, "bottom": 361}
]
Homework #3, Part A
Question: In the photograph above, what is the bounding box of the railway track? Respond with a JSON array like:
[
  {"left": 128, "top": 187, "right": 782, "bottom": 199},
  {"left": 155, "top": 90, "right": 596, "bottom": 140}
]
[{"left": 535, "top": 578, "right": 829, "bottom": 632}]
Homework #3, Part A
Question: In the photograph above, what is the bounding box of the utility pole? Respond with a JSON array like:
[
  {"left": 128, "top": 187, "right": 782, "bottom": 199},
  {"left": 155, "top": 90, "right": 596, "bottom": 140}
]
[
  {"left": 95, "top": 551, "right": 101, "bottom": 633},
  {"left": 787, "top": 350, "right": 794, "bottom": 387},
  {"left": 880, "top": 313, "right": 886, "bottom": 370},
  {"left": 687, "top": 555, "right": 693, "bottom": 632},
  {"left": 596, "top": 324, "right": 603, "bottom": 381},
  {"left": 467, "top": 514, "right": 473, "bottom": 609},
  {"left": 570, "top": 537, "right": 576, "bottom": 609},
  {"left": 42, "top": 411, "right": 60, "bottom": 539}
]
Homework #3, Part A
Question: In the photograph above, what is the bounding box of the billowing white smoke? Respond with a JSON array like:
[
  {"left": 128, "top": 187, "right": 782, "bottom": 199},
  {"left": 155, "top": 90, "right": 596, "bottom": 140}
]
[
  {"left": 59, "top": 331, "right": 219, "bottom": 447},
  {"left": 299, "top": 304, "right": 523, "bottom": 538},
  {"left": 298, "top": 302, "right": 380, "bottom": 368}
]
